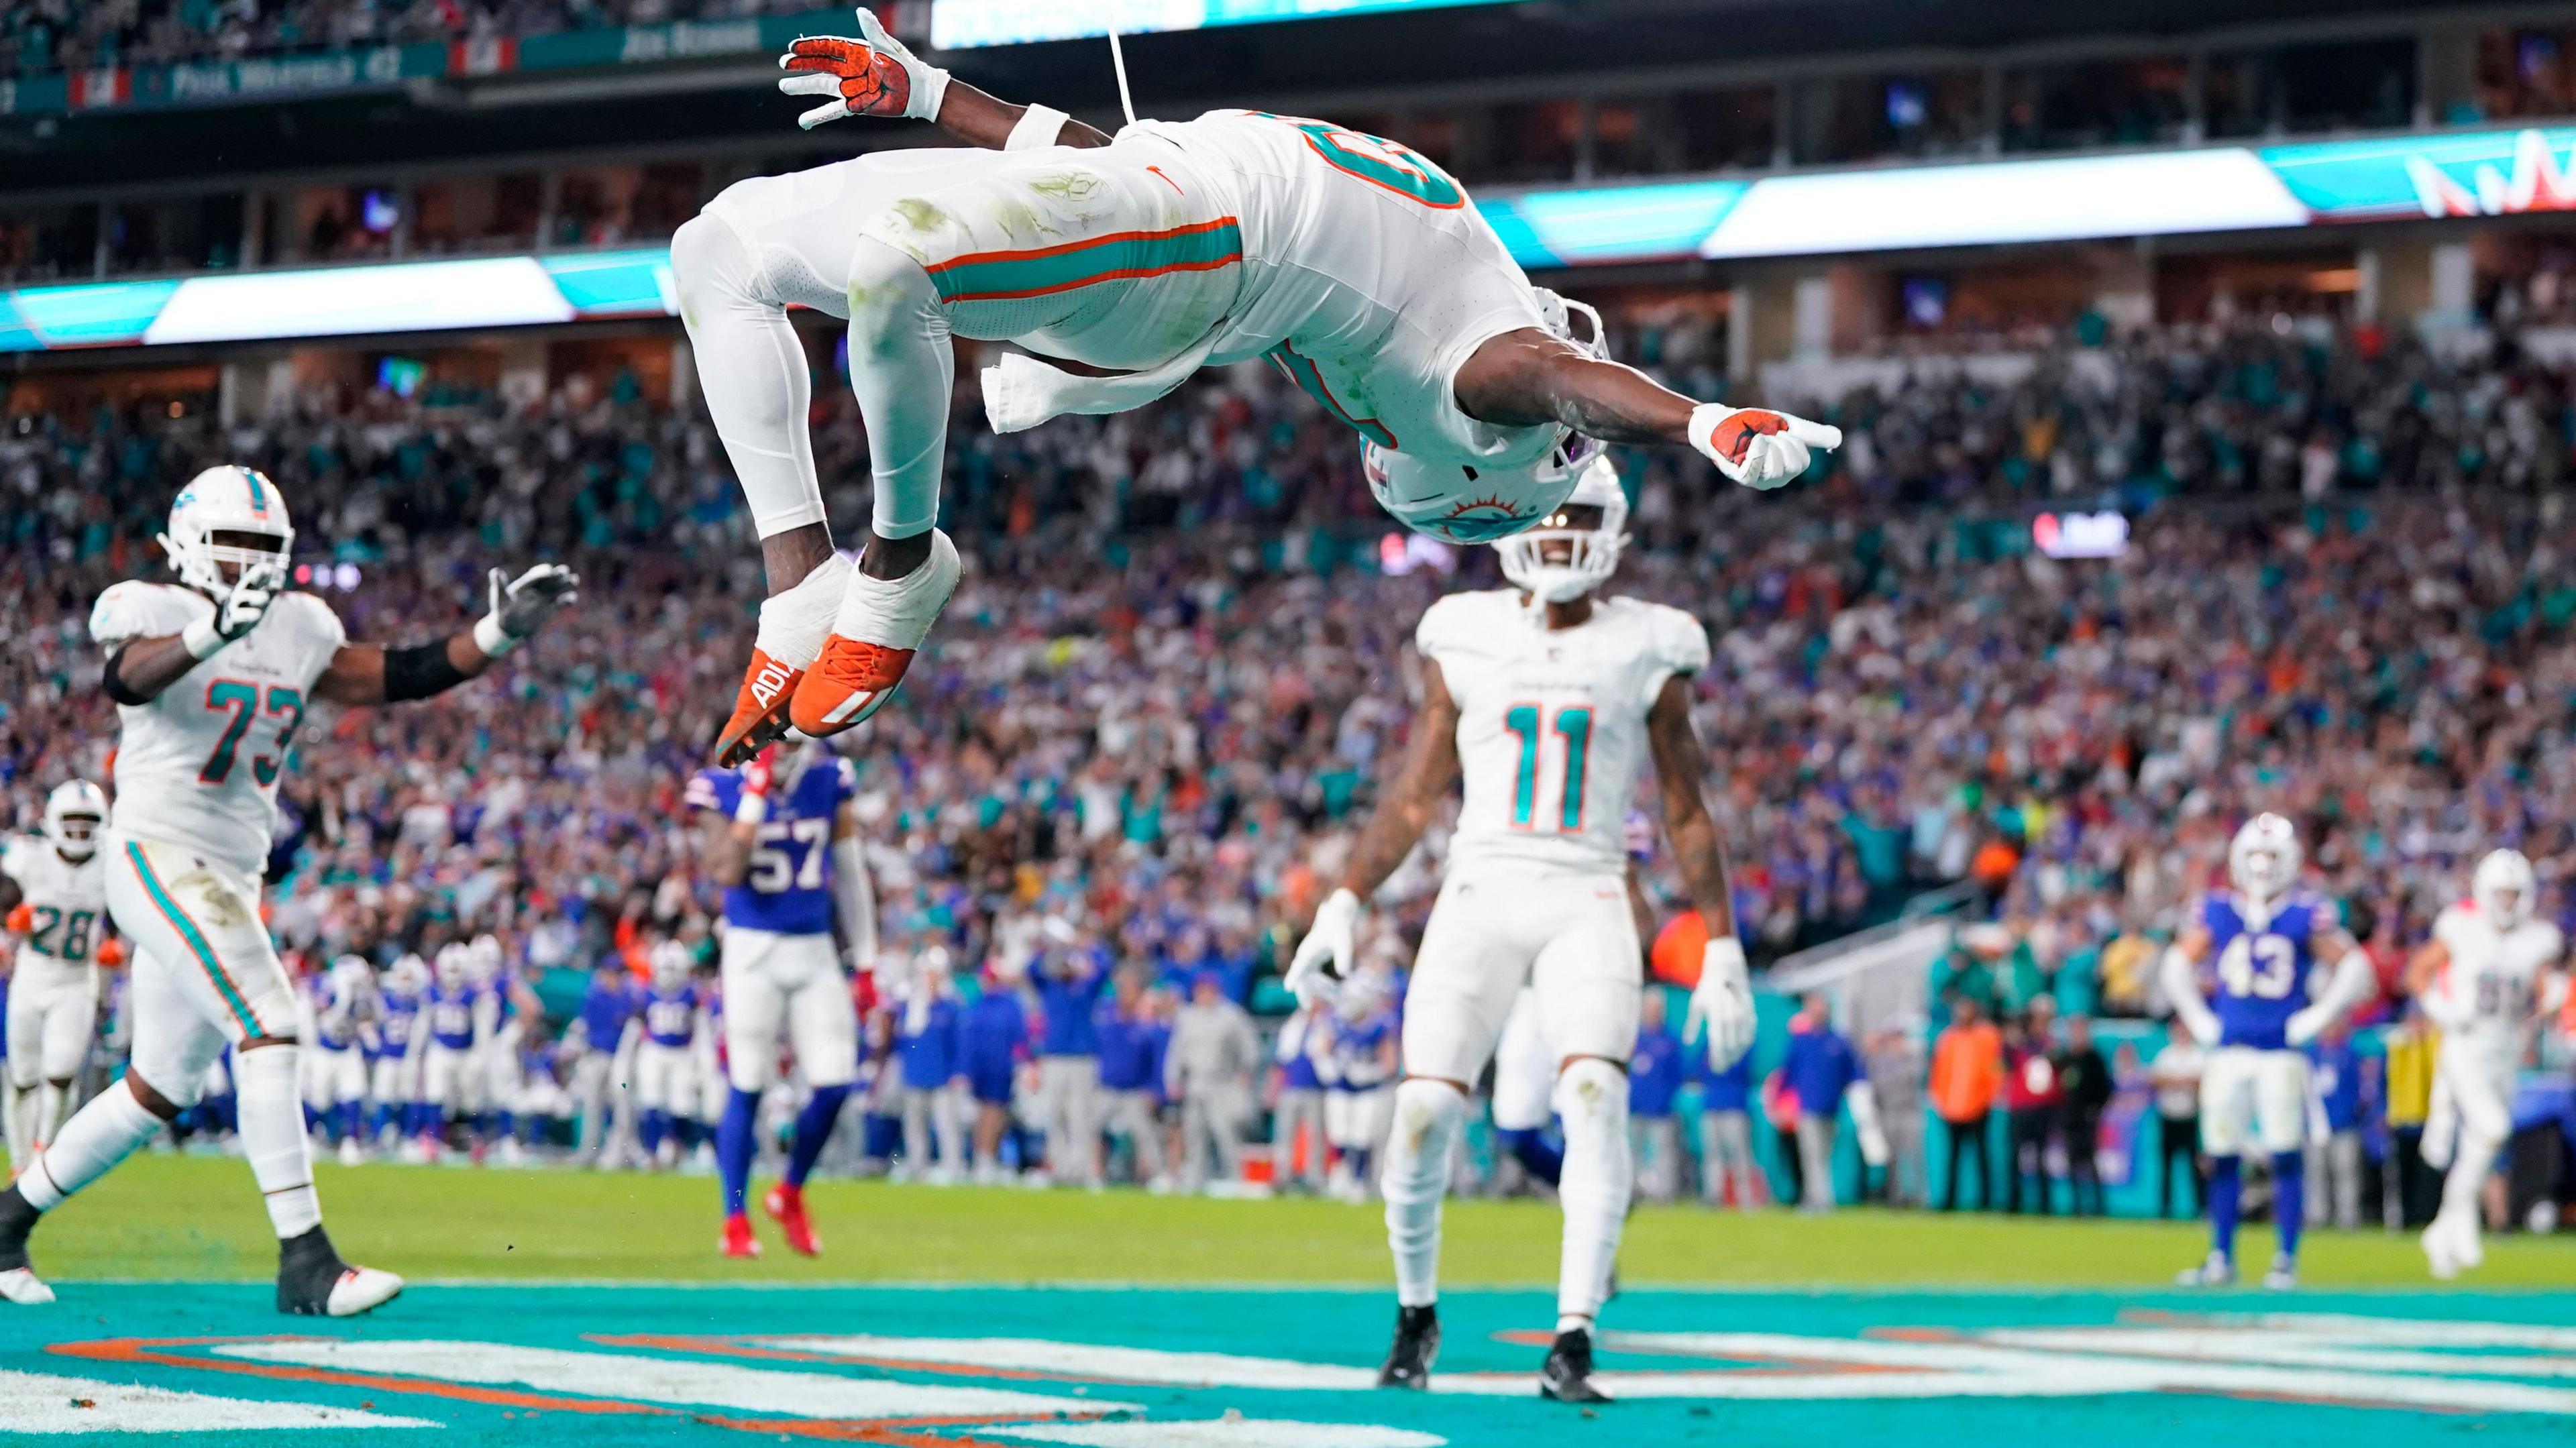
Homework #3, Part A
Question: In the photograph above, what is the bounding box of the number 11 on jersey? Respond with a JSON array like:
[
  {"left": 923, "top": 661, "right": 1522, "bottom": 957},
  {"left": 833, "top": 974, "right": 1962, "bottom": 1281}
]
[{"left": 1505, "top": 703, "right": 1592, "bottom": 834}]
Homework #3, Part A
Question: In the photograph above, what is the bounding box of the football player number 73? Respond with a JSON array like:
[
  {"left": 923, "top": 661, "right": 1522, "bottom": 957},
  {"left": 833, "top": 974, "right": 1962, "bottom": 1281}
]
[{"left": 200, "top": 680, "right": 305, "bottom": 787}]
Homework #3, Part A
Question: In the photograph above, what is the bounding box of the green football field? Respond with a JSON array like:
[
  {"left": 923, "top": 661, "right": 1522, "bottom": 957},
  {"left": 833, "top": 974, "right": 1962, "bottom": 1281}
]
[{"left": 3, "top": 1153, "right": 2572, "bottom": 1444}]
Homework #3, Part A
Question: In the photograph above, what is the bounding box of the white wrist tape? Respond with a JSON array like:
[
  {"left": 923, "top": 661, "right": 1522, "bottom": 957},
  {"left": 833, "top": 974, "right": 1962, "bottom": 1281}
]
[
  {"left": 472, "top": 613, "right": 518, "bottom": 658},
  {"left": 1007, "top": 103, "right": 1071, "bottom": 150},
  {"left": 181, "top": 614, "right": 229, "bottom": 660}
]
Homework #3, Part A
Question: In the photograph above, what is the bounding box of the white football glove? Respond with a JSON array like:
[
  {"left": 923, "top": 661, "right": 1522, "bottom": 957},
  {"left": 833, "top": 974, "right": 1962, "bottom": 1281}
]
[
  {"left": 1684, "top": 934, "right": 1758, "bottom": 1072},
  {"left": 473, "top": 562, "right": 579, "bottom": 657},
  {"left": 776, "top": 7, "right": 950, "bottom": 128},
  {"left": 1688, "top": 404, "right": 1843, "bottom": 491},
  {"left": 181, "top": 560, "right": 284, "bottom": 659},
  {"left": 1285, "top": 888, "right": 1361, "bottom": 1012},
  {"left": 2283, "top": 1003, "right": 2331, "bottom": 1048}
]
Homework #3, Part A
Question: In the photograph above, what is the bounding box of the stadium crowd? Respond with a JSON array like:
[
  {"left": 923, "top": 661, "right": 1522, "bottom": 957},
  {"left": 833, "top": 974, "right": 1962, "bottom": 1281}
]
[
  {"left": 3, "top": 307, "right": 2575, "bottom": 1215},
  {"left": 0, "top": 0, "right": 824, "bottom": 76}
]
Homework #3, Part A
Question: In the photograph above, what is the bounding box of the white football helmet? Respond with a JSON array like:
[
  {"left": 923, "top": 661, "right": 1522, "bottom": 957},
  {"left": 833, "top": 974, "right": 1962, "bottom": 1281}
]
[
  {"left": 327, "top": 953, "right": 373, "bottom": 995},
  {"left": 42, "top": 779, "right": 106, "bottom": 862},
  {"left": 650, "top": 940, "right": 693, "bottom": 990},
  {"left": 1497, "top": 455, "right": 1628, "bottom": 603},
  {"left": 2228, "top": 814, "right": 2302, "bottom": 903},
  {"left": 162, "top": 465, "right": 293, "bottom": 604},
  {"left": 433, "top": 942, "right": 472, "bottom": 988},
  {"left": 2472, "top": 848, "right": 2536, "bottom": 929},
  {"left": 1361, "top": 287, "right": 1611, "bottom": 545},
  {"left": 388, "top": 952, "right": 431, "bottom": 995},
  {"left": 466, "top": 932, "right": 506, "bottom": 986}
]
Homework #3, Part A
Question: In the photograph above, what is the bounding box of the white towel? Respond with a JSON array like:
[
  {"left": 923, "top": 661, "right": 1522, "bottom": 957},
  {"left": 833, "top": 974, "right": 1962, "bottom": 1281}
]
[{"left": 981, "top": 330, "right": 1226, "bottom": 435}]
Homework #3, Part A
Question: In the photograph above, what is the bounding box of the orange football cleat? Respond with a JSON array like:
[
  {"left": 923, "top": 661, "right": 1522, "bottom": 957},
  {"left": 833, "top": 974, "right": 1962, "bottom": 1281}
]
[
  {"left": 787, "top": 530, "right": 961, "bottom": 738},
  {"left": 715, "top": 647, "right": 804, "bottom": 767},
  {"left": 788, "top": 637, "right": 916, "bottom": 738},
  {"left": 720, "top": 1212, "right": 763, "bottom": 1259},
  {"left": 763, "top": 1183, "right": 820, "bottom": 1257}
]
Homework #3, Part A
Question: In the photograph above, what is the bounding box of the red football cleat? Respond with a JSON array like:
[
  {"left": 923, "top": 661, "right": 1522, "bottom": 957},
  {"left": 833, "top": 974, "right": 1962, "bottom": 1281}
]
[
  {"left": 720, "top": 1212, "right": 762, "bottom": 1259},
  {"left": 763, "top": 1184, "right": 820, "bottom": 1257},
  {"left": 715, "top": 647, "right": 804, "bottom": 767}
]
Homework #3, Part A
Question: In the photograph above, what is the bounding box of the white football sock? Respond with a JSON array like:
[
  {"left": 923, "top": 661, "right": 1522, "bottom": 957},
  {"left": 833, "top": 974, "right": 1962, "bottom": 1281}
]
[
  {"left": 34, "top": 1082, "right": 66, "bottom": 1148},
  {"left": 1381, "top": 1079, "right": 1468, "bottom": 1309},
  {"left": 17, "top": 1079, "right": 162, "bottom": 1211},
  {"left": 830, "top": 530, "right": 961, "bottom": 649},
  {"left": 2436, "top": 1128, "right": 2500, "bottom": 1234},
  {"left": 756, "top": 552, "right": 853, "bottom": 669},
  {"left": 1554, "top": 1056, "right": 1633, "bottom": 1325},
  {"left": 235, "top": 1045, "right": 322, "bottom": 1238},
  {"left": 845, "top": 237, "right": 955, "bottom": 542},
  {"left": 2, "top": 1081, "right": 30, "bottom": 1170}
]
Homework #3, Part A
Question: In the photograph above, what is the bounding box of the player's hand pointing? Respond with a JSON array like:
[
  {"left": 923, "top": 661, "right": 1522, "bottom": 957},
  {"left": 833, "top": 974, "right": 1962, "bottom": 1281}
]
[
  {"left": 777, "top": 8, "right": 950, "bottom": 128},
  {"left": 1688, "top": 404, "right": 1843, "bottom": 491},
  {"left": 1684, "top": 934, "right": 1758, "bottom": 1072},
  {"left": 1285, "top": 888, "right": 1361, "bottom": 1012}
]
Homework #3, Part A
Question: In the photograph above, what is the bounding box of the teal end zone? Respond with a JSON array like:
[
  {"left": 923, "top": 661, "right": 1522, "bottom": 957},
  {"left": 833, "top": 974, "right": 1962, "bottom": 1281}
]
[{"left": 4, "top": 1284, "right": 2573, "bottom": 1445}]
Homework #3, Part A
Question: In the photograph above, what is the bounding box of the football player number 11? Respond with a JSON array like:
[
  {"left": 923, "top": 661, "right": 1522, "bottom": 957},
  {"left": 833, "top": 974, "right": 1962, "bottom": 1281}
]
[{"left": 1505, "top": 704, "right": 1592, "bottom": 834}]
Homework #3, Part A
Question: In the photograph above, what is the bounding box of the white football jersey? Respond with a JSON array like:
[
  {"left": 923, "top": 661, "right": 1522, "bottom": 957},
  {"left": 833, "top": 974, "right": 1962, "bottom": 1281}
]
[
  {"left": 1144, "top": 110, "right": 1556, "bottom": 473},
  {"left": 90, "top": 581, "right": 346, "bottom": 876},
  {"left": 1419, "top": 589, "right": 1710, "bottom": 877},
  {"left": 1, "top": 834, "right": 109, "bottom": 986},
  {"left": 706, "top": 111, "right": 1552, "bottom": 474},
  {"left": 2430, "top": 901, "right": 2565, "bottom": 1051}
]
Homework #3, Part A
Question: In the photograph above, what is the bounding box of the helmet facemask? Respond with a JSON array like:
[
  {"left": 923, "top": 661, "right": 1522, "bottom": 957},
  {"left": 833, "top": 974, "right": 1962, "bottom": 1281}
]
[
  {"left": 2226, "top": 814, "right": 2302, "bottom": 903},
  {"left": 1498, "top": 455, "right": 1627, "bottom": 604},
  {"left": 2473, "top": 849, "right": 2536, "bottom": 929},
  {"left": 42, "top": 780, "right": 106, "bottom": 862}
]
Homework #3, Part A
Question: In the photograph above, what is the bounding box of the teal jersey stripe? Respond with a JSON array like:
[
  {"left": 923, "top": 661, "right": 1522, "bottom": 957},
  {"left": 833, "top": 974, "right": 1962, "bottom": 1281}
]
[
  {"left": 928, "top": 219, "right": 1242, "bottom": 304},
  {"left": 125, "top": 842, "right": 260, "bottom": 1034}
]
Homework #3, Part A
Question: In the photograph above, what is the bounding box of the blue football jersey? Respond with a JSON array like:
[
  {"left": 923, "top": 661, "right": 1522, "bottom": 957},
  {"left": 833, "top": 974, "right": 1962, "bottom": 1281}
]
[
  {"left": 376, "top": 988, "right": 420, "bottom": 1060},
  {"left": 685, "top": 755, "right": 857, "bottom": 937},
  {"left": 425, "top": 983, "right": 480, "bottom": 1050},
  {"left": 642, "top": 983, "right": 700, "bottom": 1048},
  {"left": 1330, "top": 1009, "right": 1399, "bottom": 1091},
  {"left": 2202, "top": 889, "right": 2327, "bottom": 1050}
]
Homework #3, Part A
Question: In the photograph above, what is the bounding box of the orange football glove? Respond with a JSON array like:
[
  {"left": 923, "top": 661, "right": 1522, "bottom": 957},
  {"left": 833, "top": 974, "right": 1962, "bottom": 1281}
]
[
  {"left": 775, "top": 10, "right": 947, "bottom": 129},
  {"left": 3, "top": 903, "right": 29, "bottom": 935},
  {"left": 97, "top": 937, "right": 125, "bottom": 968}
]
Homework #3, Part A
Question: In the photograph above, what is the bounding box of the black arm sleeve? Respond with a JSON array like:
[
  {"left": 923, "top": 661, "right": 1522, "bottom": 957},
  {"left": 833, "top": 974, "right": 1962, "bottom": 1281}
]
[
  {"left": 101, "top": 644, "right": 151, "bottom": 706},
  {"left": 382, "top": 641, "right": 472, "bottom": 702}
]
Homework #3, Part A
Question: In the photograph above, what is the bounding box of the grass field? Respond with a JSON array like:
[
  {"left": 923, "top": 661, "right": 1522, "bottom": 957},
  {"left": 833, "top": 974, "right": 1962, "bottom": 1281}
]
[
  {"left": 28, "top": 1150, "right": 2576, "bottom": 1288},
  {"left": 7, "top": 1154, "right": 2575, "bottom": 1445}
]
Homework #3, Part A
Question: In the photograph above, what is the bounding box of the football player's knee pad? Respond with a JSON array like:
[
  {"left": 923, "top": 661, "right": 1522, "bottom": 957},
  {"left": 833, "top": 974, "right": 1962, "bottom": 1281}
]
[
  {"left": 669, "top": 213, "right": 749, "bottom": 295},
  {"left": 845, "top": 235, "right": 943, "bottom": 335},
  {"left": 1383, "top": 1079, "right": 1464, "bottom": 1202},
  {"left": 1390, "top": 1078, "right": 1467, "bottom": 1149},
  {"left": 1552, "top": 1056, "right": 1630, "bottom": 1130}
]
